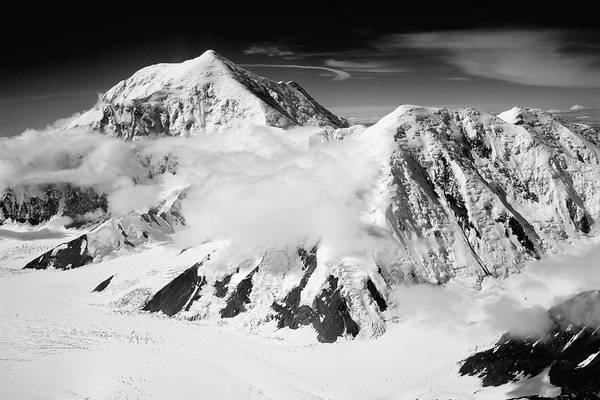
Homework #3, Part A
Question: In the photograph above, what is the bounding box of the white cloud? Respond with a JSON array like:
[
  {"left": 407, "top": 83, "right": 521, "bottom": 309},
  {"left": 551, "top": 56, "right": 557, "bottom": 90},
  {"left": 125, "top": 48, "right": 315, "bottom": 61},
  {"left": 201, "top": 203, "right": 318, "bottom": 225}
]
[
  {"left": 1, "top": 124, "right": 383, "bottom": 255},
  {"left": 325, "top": 59, "right": 410, "bottom": 73},
  {"left": 570, "top": 104, "right": 588, "bottom": 110},
  {"left": 240, "top": 64, "right": 351, "bottom": 81},
  {"left": 136, "top": 125, "right": 381, "bottom": 253},
  {"left": 380, "top": 30, "right": 600, "bottom": 87}
]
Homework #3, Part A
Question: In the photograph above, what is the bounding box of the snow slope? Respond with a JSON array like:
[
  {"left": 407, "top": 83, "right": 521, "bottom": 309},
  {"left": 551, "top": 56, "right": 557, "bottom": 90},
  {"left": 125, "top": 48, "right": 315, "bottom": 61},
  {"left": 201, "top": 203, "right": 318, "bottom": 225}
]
[
  {"left": 67, "top": 50, "right": 349, "bottom": 139},
  {"left": 5, "top": 222, "right": 600, "bottom": 399},
  {"left": 363, "top": 105, "right": 600, "bottom": 284}
]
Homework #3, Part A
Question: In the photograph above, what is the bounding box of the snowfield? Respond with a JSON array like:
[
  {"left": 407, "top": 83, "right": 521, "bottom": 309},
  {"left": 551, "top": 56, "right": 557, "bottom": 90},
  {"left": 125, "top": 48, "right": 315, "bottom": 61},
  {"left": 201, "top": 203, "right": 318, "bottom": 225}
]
[{"left": 3, "top": 223, "right": 600, "bottom": 399}]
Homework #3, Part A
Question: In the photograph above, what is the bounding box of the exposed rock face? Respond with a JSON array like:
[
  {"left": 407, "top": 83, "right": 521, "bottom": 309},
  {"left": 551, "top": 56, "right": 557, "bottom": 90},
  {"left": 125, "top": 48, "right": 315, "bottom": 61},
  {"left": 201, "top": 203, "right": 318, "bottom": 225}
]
[
  {"left": 311, "top": 275, "right": 361, "bottom": 343},
  {"left": 21, "top": 188, "right": 186, "bottom": 270},
  {"left": 460, "top": 290, "right": 600, "bottom": 398},
  {"left": 92, "top": 275, "right": 114, "bottom": 292},
  {"left": 0, "top": 184, "right": 107, "bottom": 226},
  {"left": 143, "top": 263, "right": 207, "bottom": 316},
  {"left": 272, "top": 247, "right": 319, "bottom": 330},
  {"left": 23, "top": 234, "right": 93, "bottom": 270},
  {"left": 132, "top": 246, "right": 362, "bottom": 343},
  {"left": 68, "top": 50, "right": 348, "bottom": 139},
  {"left": 270, "top": 248, "right": 361, "bottom": 342},
  {"left": 220, "top": 266, "right": 259, "bottom": 318},
  {"left": 365, "top": 105, "right": 600, "bottom": 284}
]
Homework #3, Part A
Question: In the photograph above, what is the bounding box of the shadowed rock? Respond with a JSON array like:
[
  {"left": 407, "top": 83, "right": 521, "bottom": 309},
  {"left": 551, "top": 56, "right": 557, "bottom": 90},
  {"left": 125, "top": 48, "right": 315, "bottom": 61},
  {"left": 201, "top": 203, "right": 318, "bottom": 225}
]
[
  {"left": 1, "top": 184, "right": 107, "bottom": 226},
  {"left": 220, "top": 266, "right": 259, "bottom": 318},
  {"left": 271, "top": 247, "right": 360, "bottom": 342},
  {"left": 214, "top": 274, "right": 232, "bottom": 298},
  {"left": 366, "top": 278, "right": 387, "bottom": 312},
  {"left": 460, "top": 290, "right": 600, "bottom": 398},
  {"left": 92, "top": 275, "right": 114, "bottom": 292},
  {"left": 23, "top": 235, "right": 93, "bottom": 270},
  {"left": 272, "top": 247, "right": 318, "bottom": 329},
  {"left": 311, "top": 275, "right": 360, "bottom": 343},
  {"left": 143, "top": 263, "right": 206, "bottom": 316}
]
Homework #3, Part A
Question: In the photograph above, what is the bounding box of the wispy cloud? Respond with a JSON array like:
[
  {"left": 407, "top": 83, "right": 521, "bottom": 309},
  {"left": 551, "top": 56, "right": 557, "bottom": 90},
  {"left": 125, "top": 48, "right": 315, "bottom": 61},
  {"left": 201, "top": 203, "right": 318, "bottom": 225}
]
[
  {"left": 243, "top": 44, "right": 295, "bottom": 58},
  {"left": 324, "top": 59, "right": 410, "bottom": 74},
  {"left": 240, "top": 64, "right": 351, "bottom": 81},
  {"left": 377, "top": 30, "right": 600, "bottom": 87},
  {"left": 441, "top": 76, "right": 472, "bottom": 81}
]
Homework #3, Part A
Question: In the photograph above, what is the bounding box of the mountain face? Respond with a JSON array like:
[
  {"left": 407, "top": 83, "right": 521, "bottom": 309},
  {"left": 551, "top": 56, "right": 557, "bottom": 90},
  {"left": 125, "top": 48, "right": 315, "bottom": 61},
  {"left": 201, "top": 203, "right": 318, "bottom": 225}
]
[
  {"left": 460, "top": 290, "right": 600, "bottom": 398},
  {"left": 7, "top": 52, "right": 600, "bottom": 344},
  {"left": 0, "top": 51, "right": 348, "bottom": 227},
  {"left": 15, "top": 102, "right": 600, "bottom": 343},
  {"left": 23, "top": 187, "right": 185, "bottom": 270},
  {"left": 68, "top": 50, "right": 349, "bottom": 139},
  {"left": 363, "top": 105, "right": 600, "bottom": 284},
  {"left": 0, "top": 184, "right": 107, "bottom": 227}
]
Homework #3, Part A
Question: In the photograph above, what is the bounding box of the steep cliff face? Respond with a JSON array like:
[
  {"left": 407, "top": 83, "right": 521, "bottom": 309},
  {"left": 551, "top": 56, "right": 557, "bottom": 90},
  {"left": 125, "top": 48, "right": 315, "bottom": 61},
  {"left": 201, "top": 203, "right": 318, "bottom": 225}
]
[
  {"left": 68, "top": 50, "right": 348, "bottom": 139},
  {"left": 363, "top": 105, "right": 600, "bottom": 284},
  {"left": 0, "top": 184, "right": 107, "bottom": 227}
]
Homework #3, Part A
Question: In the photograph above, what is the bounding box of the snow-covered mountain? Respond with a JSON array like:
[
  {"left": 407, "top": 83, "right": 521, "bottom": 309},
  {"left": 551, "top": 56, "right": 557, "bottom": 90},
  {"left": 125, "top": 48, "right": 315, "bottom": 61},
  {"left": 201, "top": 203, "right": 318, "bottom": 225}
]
[
  {"left": 5, "top": 50, "right": 600, "bottom": 399},
  {"left": 3, "top": 51, "right": 600, "bottom": 345},
  {"left": 364, "top": 105, "right": 600, "bottom": 283},
  {"left": 1, "top": 51, "right": 349, "bottom": 226},
  {"left": 68, "top": 50, "right": 349, "bottom": 139},
  {"left": 9, "top": 104, "right": 600, "bottom": 344}
]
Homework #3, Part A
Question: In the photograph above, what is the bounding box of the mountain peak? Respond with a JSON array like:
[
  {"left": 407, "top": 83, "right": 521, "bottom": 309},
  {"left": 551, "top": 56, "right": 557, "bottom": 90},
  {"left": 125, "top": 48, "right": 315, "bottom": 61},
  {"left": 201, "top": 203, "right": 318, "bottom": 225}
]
[
  {"left": 68, "top": 50, "right": 348, "bottom": 138},
  {"left": 196, "top": 49, "right": 226, "bottom": 63}
]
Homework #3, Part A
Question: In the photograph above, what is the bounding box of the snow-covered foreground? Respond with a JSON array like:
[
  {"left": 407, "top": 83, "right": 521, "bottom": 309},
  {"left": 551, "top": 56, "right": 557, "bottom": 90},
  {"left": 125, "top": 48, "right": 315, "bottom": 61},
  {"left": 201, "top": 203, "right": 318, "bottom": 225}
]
[{"left": 4, "top": 225, "right": 600, "bottom": 399}]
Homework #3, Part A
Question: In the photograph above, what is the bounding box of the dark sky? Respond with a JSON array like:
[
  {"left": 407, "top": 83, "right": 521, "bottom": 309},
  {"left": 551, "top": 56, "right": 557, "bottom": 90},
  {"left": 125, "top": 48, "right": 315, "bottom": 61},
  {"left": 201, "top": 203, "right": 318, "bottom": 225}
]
[{"left": 1, "top": 1, "right": 600, "bottom": 135}]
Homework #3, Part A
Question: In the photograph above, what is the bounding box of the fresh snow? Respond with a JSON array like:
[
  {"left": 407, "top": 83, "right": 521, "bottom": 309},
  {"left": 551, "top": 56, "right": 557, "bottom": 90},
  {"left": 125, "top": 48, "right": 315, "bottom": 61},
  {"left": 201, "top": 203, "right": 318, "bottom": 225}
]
[
  {"left": 4, "top": 220, "right": 600, "bottom": 399},
  {"left": 576, "top": 350, "right": 600, "bottom": 368}
]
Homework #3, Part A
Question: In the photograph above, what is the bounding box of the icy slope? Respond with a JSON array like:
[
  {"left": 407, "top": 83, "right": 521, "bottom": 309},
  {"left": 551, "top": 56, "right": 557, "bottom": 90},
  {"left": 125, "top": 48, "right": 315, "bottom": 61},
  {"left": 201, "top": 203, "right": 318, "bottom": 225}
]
[
  {"left": 68, "top": 50, "right": 349, "bottom": 139},
  {"left": 364, "top": 105, "right": 600, "bottom": 284}
]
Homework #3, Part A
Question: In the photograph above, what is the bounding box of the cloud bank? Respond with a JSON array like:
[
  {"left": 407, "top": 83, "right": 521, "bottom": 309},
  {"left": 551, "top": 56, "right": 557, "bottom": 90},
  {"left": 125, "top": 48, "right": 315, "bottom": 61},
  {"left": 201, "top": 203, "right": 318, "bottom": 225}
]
[
  {"left": 1, "top": 124, "right": 382, "bottom": 255},
  {"left": 378, "top": 30, "right": 600, "bottom": 87}
]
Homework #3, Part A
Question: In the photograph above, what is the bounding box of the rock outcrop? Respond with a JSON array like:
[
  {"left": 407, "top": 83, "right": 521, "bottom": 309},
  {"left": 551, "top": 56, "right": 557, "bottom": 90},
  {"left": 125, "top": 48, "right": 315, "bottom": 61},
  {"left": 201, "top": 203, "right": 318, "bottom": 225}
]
[
  {"left": 460, "top": 290, "right": 600, "bottom": 398},
  {"left": 0, "top": 184, "right": 107, "bottom": 227}
]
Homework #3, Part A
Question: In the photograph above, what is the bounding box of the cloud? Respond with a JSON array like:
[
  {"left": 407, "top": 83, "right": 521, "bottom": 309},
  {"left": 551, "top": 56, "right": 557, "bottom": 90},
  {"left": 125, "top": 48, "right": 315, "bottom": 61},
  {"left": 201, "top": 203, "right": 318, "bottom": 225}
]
[
  {"left": 0, "top": 128, "right": 137, "bottom": 192},
  {"left": 441, "top": 76, "right": 472, "bottom": 81},
  {"left": 324, "top": 59, "right": 410, "bottom": 73},
  {"left": 570, "top": 104, "right": 588, "bottom": 110},
  {"left": 483, "top": 296, "right": 553, "bottom": 338},
  {"left": 0, "top": 127, "right": 168, "bottom": 217},
  {"left": 243, "top": 44, "right": 295, "bottom": 57},
  {"left": 1, "top": 122, "right": 384, "bottom": 256},
  {"left": 378, "top": 30, "right": 600, "bottom": 87},
  {"left": 138, "top": 125, "right": 381, "bottom": 253},
  {"left": 385, "top": 239, "right": 600, "bottom": 339},
  {"left": 240, "top": 64, "right": 351, "bottom": 81}
]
